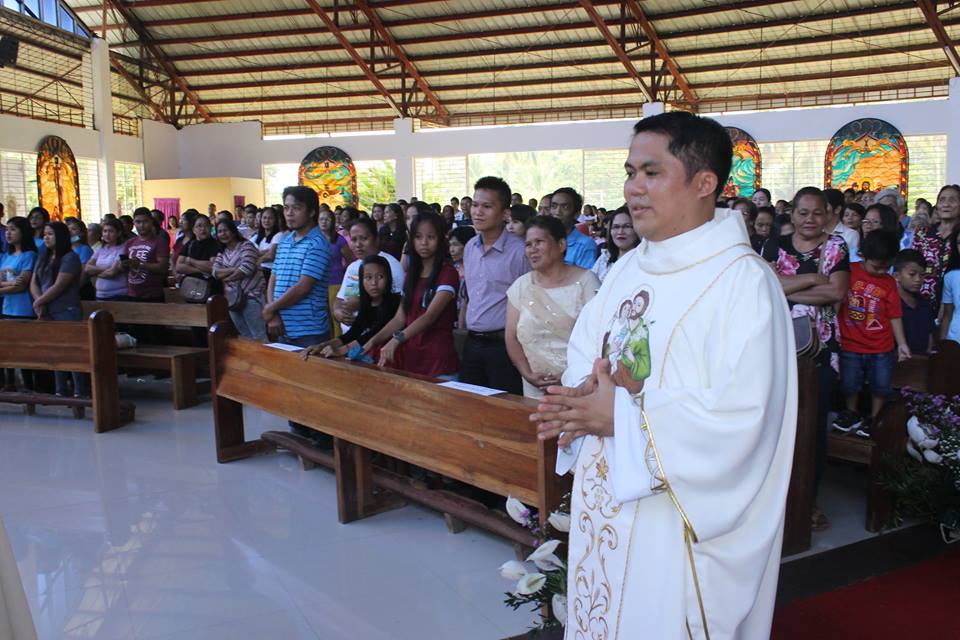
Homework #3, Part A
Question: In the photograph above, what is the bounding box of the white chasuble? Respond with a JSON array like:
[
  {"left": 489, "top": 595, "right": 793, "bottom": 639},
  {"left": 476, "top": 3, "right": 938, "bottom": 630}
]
[{"left": 558, "top": 209, "right": 797, "bottom": 640}]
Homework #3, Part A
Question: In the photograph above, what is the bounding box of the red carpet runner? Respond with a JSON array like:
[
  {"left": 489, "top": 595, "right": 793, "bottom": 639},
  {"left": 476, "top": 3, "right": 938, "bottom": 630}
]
[{"left": 772, "top": 548, "right": 960, "bottom": 639}]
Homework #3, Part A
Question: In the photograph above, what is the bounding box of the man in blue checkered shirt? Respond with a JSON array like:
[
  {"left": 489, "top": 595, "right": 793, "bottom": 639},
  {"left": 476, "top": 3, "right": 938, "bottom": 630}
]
[{"left": 263, "top": 185, "right": 331, "bottom": 347}]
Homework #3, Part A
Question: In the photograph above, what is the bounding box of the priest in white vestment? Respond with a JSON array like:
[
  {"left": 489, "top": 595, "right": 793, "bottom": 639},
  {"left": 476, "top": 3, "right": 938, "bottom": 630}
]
[{"left": 533, "top": 112, "right": 796, "bottom": 640}]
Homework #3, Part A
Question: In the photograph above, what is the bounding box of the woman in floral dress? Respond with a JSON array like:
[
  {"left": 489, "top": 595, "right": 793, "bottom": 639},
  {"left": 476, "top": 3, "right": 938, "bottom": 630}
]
[
  {"left": 912, "top": 184, "right": 959, "bottom": 310},
  {"left": 764, "top": 186, "right": 850, "bottom": 531}
]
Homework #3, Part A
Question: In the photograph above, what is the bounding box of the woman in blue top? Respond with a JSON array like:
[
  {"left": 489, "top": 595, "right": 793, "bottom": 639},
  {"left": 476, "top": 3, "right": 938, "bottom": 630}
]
[
  {"left": 1, "top": 216, "right": 38, "bottom": 391},
  {"left": 30, "top": 221, "right": 88, "bottom": 397},
  {"left": 0, "top": 216, "right": 37, "bottom": 319}
]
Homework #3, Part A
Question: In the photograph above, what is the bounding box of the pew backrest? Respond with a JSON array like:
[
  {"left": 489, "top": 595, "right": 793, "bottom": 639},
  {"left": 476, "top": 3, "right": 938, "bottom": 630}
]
[
  {"left": 0, "top": 311, "right": 127, "bottom": 432},
  {"left": 209, "top": 326, "right": 562, "bottom": 512},
  {"left": 81, "top": 296, "right": 227, "bottom": 330}
]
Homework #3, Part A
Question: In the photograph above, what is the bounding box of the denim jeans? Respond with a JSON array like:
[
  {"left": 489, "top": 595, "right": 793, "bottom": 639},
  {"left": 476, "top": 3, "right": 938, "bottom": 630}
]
[
  {"left": 230, "top": 298, "right": 267, "bottom": 342},
  {"left": 280, "top": 334, "right": 329, "bottom": 349},
  {"left": 839, "top": 350, "right": 896, "bottom": 399},
  {"left": 50, "top": 306, "right": 90, "bottom": 397}
]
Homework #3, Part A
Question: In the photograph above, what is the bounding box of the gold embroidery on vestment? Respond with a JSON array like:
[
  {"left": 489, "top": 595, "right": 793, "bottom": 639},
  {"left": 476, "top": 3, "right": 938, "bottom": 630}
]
[{"left": 614, "top": 251, "right": 761, "bottom": 640}]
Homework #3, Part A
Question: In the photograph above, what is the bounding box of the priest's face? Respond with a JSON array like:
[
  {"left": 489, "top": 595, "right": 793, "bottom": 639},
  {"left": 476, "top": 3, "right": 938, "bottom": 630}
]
[{"left": 624, "top": 131, "right": 718, "bottom": 242}]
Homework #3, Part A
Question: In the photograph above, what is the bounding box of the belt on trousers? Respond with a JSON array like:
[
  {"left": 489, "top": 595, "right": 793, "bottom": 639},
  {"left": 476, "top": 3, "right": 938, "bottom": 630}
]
[{"left": 466, "top": 329, "right": 505, "bottom": 341}]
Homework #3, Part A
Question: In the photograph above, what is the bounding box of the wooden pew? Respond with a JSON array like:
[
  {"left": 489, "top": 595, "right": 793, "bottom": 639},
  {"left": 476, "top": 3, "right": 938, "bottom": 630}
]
[
  {"left": 81, "top": 297, "right": 227, "bottom": 409},
  {"left": 826, "top": 355, "right": 931, "bottom": 533},
  {"left": 0, "top": 311, "right": 134, "bottom": 432},
  {"left": 208, "top": 323, "right": 568, "bottom": 546},
  {"left": 783, "top": 355, "right": 818, "bottom": 556}
]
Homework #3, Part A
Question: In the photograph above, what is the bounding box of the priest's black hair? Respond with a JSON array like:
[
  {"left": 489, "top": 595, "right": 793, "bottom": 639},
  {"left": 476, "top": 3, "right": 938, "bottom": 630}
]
[{"left": 632, "top": 112, "right": 732, "bottom": 197}]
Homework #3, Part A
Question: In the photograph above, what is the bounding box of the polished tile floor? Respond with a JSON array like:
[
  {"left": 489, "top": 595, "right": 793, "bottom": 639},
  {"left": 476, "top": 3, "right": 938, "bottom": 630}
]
[
  {"left": 1, "top": 379, "right": 884, "bottom": 639},
  {"left": 0, "top": 380, "right": 539, "bottom": 640}
]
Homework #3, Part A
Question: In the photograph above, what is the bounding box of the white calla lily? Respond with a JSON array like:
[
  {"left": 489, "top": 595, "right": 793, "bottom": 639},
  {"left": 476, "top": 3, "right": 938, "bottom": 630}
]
[
  {"left": 919, "top": 438, "right": 940, "bottom": 450},
  {"left": 548, "top": 511, "right": 571, "bottom": 532},
  {"left": 906, "top": 440, "right": 923, "bottom": 461},
  {"left": 923, "top": 449, "right": 943, "bottom": 464},
  {"left": 907, "top": 416, "right": 926, "bottom": 444},
  {"left": 527, "top": 539, "right": 565, "bottom": 571},
  {"left": 506, "top": 496, "right": 528, "bottom": 525},
  {"left": 499, "top": 560, "right": 528, "bottom": 581},
  {"left": 515, "top": 572, "right": 547, "bottom": 595},
  {"left": 552, "top": 594, "right": 568, "bottom": 626}
]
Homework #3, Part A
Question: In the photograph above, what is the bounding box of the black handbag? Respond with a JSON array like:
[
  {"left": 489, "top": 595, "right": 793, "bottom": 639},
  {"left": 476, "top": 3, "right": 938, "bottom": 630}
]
[{"left": 180, "top": 275, "right": 212, "bottom": 303}]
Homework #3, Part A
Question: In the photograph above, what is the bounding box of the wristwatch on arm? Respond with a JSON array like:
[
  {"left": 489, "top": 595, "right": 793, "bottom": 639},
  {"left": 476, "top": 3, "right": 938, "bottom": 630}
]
[{"left": 392, "top": 330, "right": 407, "bottom": 344}]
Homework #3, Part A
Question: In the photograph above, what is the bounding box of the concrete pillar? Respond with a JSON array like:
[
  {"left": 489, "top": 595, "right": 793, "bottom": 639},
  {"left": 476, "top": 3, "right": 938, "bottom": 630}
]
[
  {"left": 90, "top": 37, "right": 118, "bottom": 215},
  {"left": 642, "top": 102, "right": 665, "bottom": 118},
  {"left": 947, "top": 77, "right": 960, "bottom": 184},
  {"left": 393, "top": 118, "right": 415, "bottom": 199}
]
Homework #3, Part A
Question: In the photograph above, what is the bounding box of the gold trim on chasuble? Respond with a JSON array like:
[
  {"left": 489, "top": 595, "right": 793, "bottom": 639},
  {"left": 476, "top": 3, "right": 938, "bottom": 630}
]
[
  {"left": 571, "top": 438, "right": 623, "bottom": 640},
  {"left": 611, "top": 251, "right": 763, "bottom": 640}
]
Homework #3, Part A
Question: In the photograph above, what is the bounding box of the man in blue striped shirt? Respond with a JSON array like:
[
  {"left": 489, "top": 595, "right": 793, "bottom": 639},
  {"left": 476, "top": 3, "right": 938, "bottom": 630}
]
[{"left": 263, "top": 186, "right": 331, "bottom": 347}]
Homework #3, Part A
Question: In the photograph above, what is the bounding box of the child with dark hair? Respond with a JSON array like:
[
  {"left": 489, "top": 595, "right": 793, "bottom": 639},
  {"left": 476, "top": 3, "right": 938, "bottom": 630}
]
[
  {"left": 365, "top": 211, "right": 459, "bottom": 377},
  {"left": 506, "top": 204, "right": 535, "bottom": 239},
  {"left": 302, "top": 255, "right": 401, "bottom": 363},
  {"left": 833, "top": 229, "right": 911, "bottom": 438},
  {"left": 894, "top": 249, "right": 935, "bottom": 354}
]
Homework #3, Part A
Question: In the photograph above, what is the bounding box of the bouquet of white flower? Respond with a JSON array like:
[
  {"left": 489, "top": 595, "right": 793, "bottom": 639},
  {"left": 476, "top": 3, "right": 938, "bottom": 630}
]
[
  {"left": 884, "top": 389, "right": 960, "bottom": 542},
  {"left": 499, "top": 495, "right": 570, "bottom": 630}
]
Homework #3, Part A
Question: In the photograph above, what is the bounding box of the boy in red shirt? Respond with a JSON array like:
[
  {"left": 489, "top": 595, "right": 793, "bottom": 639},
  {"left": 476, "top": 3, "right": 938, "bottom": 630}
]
[{"left": 833, "top": 229, "right": 911, "bottom": 438}]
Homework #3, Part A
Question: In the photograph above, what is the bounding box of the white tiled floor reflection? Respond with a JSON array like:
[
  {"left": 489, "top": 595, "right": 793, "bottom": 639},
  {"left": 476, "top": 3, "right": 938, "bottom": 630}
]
[{"left": 0, "top": 380, "right": 537, "bottom": 639}]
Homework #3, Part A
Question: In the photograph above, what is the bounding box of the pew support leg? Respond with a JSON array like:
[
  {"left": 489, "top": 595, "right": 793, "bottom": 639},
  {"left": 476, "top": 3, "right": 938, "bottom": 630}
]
[
  {"left": 334, "top": 438, "right": 405, "bottom": 524},
  {"left": 171, "top": 356, "right": 198, "bottom": 410}
]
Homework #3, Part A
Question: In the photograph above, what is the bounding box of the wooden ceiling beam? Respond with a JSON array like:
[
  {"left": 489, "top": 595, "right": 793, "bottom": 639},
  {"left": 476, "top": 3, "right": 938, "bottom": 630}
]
[
  {"left": 353, "top": 0, "right": 447, "bottom": 122},
  {"left": 302, "top": 0, "right": 403, "bottom": 117},
  {"left": 198, "top": 73, "right": 628, "bottom": 104},
  {"left": 916, "top": 0, "right": 960, "bottom": 74},
  {"left": 177, "top": 11, "right": 955, "bottom": 77},
  {"left": 114, "top": 2, "right": 915, "bottom": 52},
  {"left": 109, "top": 56, "right": 171, "bottom": 123},
  {"left": 577, "top": 0, "right": 651, "bottom": 101},
  {"left": 185, "top": 42, "right": 943, "bottom": 93},
  {"left": 623, "top": 0, "right": 695, "bottom": 104},
  {"left": 229, "top": 77, "right": 950, "bottom": 131},
  {"left": 105, "top": 0, "right": 216, "bottom": 123},
  {"left": 199, "top": 61, "right": 949, "bottom": 112}
]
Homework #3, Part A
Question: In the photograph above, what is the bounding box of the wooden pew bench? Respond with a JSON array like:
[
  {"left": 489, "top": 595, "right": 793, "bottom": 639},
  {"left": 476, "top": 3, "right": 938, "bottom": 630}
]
[
  {"left": 826, "top": 354, "right": 940, "bottom": 533},
  {"left": 208, "top": 323, "right": 568, "bottom": 546},
  {"left": 0, "top": 311, "right": 134, "bottom": 432},
  {"left": 81, "top": 297, "right": 227, "bottom": 409}
]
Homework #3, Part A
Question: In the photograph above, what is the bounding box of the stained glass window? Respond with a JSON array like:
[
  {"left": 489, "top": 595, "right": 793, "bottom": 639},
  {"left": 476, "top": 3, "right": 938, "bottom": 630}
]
[
  {"left": 298, "top": 147, "right": 358, "bottom": 209},
  {"left": 825, "top": 118, "right": 907, "bottom": 196},
  {"left": 724, "top": 128, "right": 762, "bottom": 198}
]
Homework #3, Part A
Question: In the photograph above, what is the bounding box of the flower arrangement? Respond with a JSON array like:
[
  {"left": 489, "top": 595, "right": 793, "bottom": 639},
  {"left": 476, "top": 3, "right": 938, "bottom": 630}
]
[
  {"left": 499, "top": 495, "right": 570, "bottom": 630},
  {"left": 883, "top": 389, "right": 960, "bottom": 541}
]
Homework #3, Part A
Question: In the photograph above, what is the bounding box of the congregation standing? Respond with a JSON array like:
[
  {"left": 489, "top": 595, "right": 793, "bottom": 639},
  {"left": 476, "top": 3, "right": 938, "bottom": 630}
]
[{"left": 3, "top": 171, "right": 960, "bottom": 534}]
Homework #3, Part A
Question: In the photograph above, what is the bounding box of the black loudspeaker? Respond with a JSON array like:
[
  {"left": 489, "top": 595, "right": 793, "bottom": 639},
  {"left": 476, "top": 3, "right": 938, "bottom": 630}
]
[{"left": 0, "top": 36, "right": 19, "bottom": 68}]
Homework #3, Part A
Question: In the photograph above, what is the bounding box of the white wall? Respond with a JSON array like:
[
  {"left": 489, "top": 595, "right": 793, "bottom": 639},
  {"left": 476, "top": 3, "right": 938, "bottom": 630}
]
[
  {"left": 0, "top": 113, "right": 145, "bottom": 163},
  {"left": 2, "top": 91, "right": 956, "bottom": 203},
  {"left": 141, "top": 119, "right": 179, "bottom": 180},
  {"left": 168, "top": 97, "right": 955, "bottom": 184}
]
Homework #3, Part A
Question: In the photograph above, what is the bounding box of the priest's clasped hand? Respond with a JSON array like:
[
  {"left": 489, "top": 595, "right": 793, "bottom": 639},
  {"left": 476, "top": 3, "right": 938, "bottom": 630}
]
[{"left": 531, "top": 358, "right": 615, "bottom": 447}]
